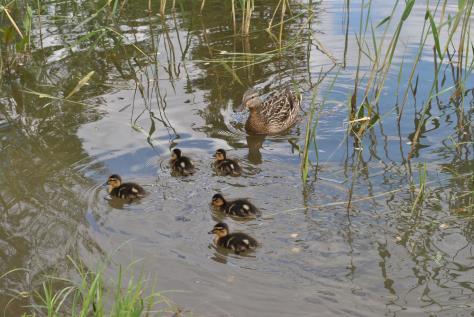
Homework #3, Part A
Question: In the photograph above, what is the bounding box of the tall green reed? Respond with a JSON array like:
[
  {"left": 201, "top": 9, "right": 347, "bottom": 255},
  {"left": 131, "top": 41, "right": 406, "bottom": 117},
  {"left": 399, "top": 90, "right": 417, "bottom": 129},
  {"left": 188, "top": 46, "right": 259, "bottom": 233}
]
[
  {"left": 301, "top": 0, "right": 473, "bottom": 182},
  {"left": 409, "top": 0, "right": 473, "bottom": 158},
  {"left": 301, "top": 67, "right": 339, "bottom": 183}
]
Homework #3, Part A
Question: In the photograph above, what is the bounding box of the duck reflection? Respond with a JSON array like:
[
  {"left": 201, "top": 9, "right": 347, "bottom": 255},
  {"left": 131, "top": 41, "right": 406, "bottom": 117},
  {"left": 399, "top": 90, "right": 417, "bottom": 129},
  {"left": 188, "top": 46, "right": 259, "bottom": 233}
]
[
  {"left": 246, "top": 133, "right": 302, "bottom": 165},
  {"left": 106, "top": 197, "right": 127, "bottom": 209},
  {"left": 210, "top": 247, "right": 228, "bottom": 264},
  {"left": 246, "top": 134, "right": 266, "bottom": 164}
]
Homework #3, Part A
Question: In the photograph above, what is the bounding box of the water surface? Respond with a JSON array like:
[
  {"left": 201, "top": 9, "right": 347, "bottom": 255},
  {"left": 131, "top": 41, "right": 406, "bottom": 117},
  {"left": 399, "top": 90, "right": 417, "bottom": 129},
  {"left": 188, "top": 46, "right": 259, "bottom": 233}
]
[{"left": 0, "top": 0, "right": 473, "bottom": 316}]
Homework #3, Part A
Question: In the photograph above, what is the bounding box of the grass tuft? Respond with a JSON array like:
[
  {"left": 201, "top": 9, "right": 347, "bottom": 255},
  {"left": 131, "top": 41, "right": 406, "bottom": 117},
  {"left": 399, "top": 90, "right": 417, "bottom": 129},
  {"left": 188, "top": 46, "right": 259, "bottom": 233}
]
[{"left": 8, "top": 257, "right": 177, "bottom": 317}]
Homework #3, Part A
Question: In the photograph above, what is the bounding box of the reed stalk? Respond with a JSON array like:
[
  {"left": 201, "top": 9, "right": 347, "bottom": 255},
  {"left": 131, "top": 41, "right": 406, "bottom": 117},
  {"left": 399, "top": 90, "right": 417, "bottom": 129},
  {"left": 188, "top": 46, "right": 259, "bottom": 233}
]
[
  {"left": 231, "top": 0, "right": 237, "bottom": 34},
  {"left": 240, "top": 0, "right": 254, "bottom": 36},
  {"left": 411, "top": 163, "right": 427, "bottom": 213},
  {"left": 160, "top": 0, "right": 167, "bottom": 16},
  {"left": 0, "top": 4, "right": 24, "bottom": 38},
  {"left": 301, "top": 68, "right": 340, "bottom": 183},
  {"left": 409, "top": 0, "right": 473, "bottom": 157}
]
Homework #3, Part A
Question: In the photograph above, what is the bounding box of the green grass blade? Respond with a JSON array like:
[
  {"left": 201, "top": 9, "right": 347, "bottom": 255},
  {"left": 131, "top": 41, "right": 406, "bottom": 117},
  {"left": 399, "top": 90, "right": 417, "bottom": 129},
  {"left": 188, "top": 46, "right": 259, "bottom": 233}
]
[
  {"left": 402, "top": 0, "right": 415, "bottom": 21},
  {"left": 376, "top": 16, "right": 390, "bottom": 28},
  {"left": 426, "top": 10, "right": 442, "bottom": 59}
]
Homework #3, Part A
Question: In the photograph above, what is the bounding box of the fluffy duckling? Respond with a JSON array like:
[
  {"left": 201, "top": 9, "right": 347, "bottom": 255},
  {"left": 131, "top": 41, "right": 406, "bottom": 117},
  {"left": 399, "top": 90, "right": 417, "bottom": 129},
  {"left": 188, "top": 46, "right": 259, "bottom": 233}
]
[
  {"left": 170, "top": 148, "right": 195, "bottom": 175},
  {"left": 213, "top": 149, "right": 242, "bottom": 176},
  {"left": 211, "top": 193, "right": 261, "bottom": 218},
  {"left": 242, "top": 88, "right": 301, "bottom": 134},
  {"left": 106, "top": 174, "right": 146, "bottom": 200},
  {"left": 208, "top": 222, "right": 258, "bottom": 254}
]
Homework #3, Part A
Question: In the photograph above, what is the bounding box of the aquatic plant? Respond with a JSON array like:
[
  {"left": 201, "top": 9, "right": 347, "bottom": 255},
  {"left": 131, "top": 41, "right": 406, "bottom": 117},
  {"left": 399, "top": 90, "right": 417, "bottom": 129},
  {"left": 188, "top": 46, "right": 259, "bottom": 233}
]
[
  {"left": 3, "top": 257, "right": 176, "bottom": 317},
  {"left": 301, "top": 0, "right": 474, "bottom": 183},
  {"left": 0, "top": 0, "right": 33, "bottom": 80},
  {"left": 0, "top": 1, "right": 472, "bottom": 315}
]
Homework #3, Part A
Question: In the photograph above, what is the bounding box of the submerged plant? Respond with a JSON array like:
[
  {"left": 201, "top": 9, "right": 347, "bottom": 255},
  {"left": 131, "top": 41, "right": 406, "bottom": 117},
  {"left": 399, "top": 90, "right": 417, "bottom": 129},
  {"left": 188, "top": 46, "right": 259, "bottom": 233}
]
[
  {"left": 411, "top": 162, "right": 428, "bottom": 213},
  {"left": 0, "top": 1, "right": 33, "bottom": 76},
  {"left": 234, "top": 0, "right": 255, "bottom": 36}
]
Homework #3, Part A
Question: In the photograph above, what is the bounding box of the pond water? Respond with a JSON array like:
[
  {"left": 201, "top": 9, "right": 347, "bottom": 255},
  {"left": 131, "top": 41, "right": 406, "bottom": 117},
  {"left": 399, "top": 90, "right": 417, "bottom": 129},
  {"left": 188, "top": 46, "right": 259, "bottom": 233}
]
[{"left": 0, "top": 0, "right": 473, "bottom": 316}]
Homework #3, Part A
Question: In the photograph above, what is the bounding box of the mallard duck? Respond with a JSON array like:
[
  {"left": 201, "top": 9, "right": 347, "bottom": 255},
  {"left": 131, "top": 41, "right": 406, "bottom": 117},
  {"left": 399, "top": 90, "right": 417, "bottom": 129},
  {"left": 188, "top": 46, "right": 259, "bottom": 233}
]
[
  {"left": 105, "top": 174, "right": 146, "bottom": 200},
  {"left": 170, "top": 148, "right": 195, "bottom": 175},
  {"left": 208, "top": 222, "right": 258, "bottom": 254},
  {"left": 242, "top": 88, "right": 302, "bottom": 134},
  {"left": 213, "top": 149, "right": 242, "bottom": 176},
  {"left": 211, "top": 193, "right": 261, "bottom": 218}
]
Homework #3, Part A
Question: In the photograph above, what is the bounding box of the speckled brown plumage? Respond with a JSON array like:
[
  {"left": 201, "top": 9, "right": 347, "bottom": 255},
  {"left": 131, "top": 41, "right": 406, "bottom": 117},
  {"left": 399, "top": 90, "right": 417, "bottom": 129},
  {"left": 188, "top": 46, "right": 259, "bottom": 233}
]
[{"left": 243, "top": 88, "right": 302, "bottom": 134}]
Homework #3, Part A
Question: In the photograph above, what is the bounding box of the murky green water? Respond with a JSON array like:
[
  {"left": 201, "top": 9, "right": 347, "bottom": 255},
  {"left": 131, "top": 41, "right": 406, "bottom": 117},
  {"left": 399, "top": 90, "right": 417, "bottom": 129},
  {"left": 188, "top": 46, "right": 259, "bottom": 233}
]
[{"left": 1, "top": 0, "right": 473, "bottom": 316}]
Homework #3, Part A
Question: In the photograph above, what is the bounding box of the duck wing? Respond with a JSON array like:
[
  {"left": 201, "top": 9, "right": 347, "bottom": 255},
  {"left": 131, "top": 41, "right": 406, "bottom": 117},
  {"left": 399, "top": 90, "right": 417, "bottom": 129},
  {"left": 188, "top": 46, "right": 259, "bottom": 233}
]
[
  {"left": 174, "top": 157, "right": 195, "bottom": 175},
  {"left": 116, "top": 183, "right": 146, "bottom": 199},
  {"left": 259, "top": 89, "right": 301, "bottom": 127},
  {"left": 216, "top": 159, "right": 241, "bottom": 176},
  {"left": 227, "top": 200, "right": 259, "bottom": 217},
  {"left": 219, "top": 233, "right": 258, "bottom": 253},
  {"left": 231, "top": 233, "right": 258, "bottom": 249}
]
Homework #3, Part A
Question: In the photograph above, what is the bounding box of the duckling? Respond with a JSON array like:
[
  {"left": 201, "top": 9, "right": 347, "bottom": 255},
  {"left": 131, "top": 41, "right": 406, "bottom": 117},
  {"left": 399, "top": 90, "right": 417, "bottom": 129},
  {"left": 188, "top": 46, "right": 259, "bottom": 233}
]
[
  {"left": 242, "top": 88, "right": 301, "bottom": 134},
  {"left": 211, "top": 193, "right": 261, "bottom": 218},
  {"left": 208, "top": 222, "right": 258, "bottom": 254},
  {"left": 170, "top": 148, "right": 195, "bottom": 175},
  {"left": 213, "top": 149, "right": 242, "bottom": 176},
  {"left": 106, "top": 174, "right": 146, "bottom": 201}
]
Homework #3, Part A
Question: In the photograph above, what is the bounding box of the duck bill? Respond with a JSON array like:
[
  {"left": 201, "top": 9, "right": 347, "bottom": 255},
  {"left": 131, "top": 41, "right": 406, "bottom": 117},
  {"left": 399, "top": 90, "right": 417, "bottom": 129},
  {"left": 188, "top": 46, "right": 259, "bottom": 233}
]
[{"left": 208, "top": 229, "right": 216, "bottom": 234}]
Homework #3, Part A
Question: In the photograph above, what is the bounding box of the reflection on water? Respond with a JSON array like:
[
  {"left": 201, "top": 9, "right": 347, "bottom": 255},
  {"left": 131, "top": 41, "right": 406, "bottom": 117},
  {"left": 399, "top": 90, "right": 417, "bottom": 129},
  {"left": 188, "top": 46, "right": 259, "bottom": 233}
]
[
  {"left": 0, "top": 0, "right": 473, "bottom": 316},
  {"left": 246, "top": 134, "right": 266, "bottom": 164}
]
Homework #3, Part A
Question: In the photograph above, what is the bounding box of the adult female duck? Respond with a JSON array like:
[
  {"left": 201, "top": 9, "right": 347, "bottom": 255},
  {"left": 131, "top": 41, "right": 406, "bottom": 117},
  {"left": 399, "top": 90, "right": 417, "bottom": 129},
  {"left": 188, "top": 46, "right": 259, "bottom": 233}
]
[{"left": 242, "top": 88, "right": 301, "bottom": 134}]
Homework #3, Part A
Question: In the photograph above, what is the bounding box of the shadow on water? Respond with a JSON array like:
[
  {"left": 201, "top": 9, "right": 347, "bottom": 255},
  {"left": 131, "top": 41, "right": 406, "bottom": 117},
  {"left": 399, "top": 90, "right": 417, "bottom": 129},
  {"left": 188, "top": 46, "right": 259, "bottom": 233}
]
[{"left": 0, "top": 0, "right": 473, "bottom": 316}]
